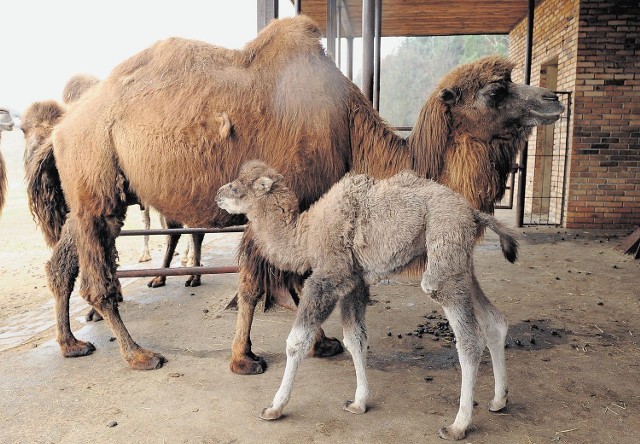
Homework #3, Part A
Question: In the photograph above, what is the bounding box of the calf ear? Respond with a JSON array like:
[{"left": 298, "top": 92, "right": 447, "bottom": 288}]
[{"left": 253, "top": 176, "right": 274, "bottom": 193}]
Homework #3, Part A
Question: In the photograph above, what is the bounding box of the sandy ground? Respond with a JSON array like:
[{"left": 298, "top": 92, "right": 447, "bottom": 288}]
[{"left": 1, "top": 130, "right": 639, "bottom": 443}]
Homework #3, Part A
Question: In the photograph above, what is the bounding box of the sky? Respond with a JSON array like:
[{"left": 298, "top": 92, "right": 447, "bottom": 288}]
[
  {"left": 0, "top": 0, "right": 276, "bottom": 113},
  {"left": 0, "top": 0, "right": 401, "bottom": 114}
]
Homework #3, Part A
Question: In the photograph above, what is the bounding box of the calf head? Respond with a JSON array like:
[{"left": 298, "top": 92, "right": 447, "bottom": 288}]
[{"left": 216, "top": 160, "right": 283, "bottom": 215}]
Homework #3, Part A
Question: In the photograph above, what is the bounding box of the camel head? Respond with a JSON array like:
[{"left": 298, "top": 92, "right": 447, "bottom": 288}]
[
  {"left": 0, "top": 108, "right": 14, "bottom": 132},
  {"left": 409, "top": 56, "right": 565, "bottom": 211},
  {"left": 216, "top": 160, "right": 286, "bottom": 216},
  {"left": 21, "top": 100, "right": 65, "bottom": 163},
  {"left": 430, "top": 56, "right": 564, "bottom": 142}
]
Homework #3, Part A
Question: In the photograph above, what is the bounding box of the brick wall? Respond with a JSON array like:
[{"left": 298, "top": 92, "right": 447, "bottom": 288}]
[
  {"left": 509, "top": 0, "right": 640, "bottom": 229},
  {"left": 509, "top": 0, "right": 579, "bottom": 225}
]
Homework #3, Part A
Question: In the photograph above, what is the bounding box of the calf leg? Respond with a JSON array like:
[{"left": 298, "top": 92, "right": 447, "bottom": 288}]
[
  {"left": 185, "top": 232, "right": 204, "bottom": 287},
  {"left": 75, "top": 211, "right": 166, "bottom": 370},
  {"left": 471, "top": 272, "right": 508, "bottom": 412},
  {"left": 341, "top": 283, "right": 370, "bottom": 414},
  {"left": 138, "top": 206, "right": 152, "bottom": 262},
  {"left": 261, "top": 272, "right": 355, "bottom": 420},
  {"left": 436, "top": 275, "right": 485, "bottom": 441},
  {"left": 147, "top": 219, "right": 181, "bottom": 288},
  {"left": 181, "top": 232, "right": 195, "bottom": 266}
]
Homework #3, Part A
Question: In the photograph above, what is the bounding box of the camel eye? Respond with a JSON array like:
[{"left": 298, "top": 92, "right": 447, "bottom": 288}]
[{"left": 487, "top": 85, "right": 507, "bottom": 102}]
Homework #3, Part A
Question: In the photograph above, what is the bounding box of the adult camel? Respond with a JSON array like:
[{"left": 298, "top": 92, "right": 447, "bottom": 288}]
[{"left": 38, "top": 15, "right": 563, "bottom": 371}]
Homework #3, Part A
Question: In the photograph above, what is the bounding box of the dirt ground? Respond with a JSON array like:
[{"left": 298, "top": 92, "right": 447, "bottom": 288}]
[{"left": 1, "top": 130, "right": 639, "bottom": 443}]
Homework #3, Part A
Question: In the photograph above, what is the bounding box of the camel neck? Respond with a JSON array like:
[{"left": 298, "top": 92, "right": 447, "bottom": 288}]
[
  {"left": 246, "top": 190, "right": 311, "bottom": 275},
  {"left": 348, "top": 92, "right": 412, "bottom": 179}
]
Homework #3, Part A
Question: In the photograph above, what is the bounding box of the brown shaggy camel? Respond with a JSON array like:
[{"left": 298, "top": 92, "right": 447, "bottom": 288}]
[
  {"left": 62, "top": 74, "right": 205, "bottom": 287},
  {"left": 217, "top": 160, "right": 518, "bottom": 440},
  {"left": 31, "top": 15, "right": 563, "bottom": 371},
  {"left": 0, "top": 107, "right": 15, "bottom": 215}
]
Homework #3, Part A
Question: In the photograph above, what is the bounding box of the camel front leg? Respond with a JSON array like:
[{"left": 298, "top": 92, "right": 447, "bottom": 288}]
[
  {"left": 185, "top": 232, "right": 204, "bottom": 287},
  {"left": 437, "top": 276, "right": 485, "bottom": 441},
  {"left": 340, "top": 283, "right": 370, "bottom": 414},
  {"left": 75, "top": 213, "right": 166, "bottom": 370},
  {"left": 261, "top": 272, "right": 353, "bottom": 420},
  {"left": 230, "top": 267, "right": 267, "bottom": 374}
]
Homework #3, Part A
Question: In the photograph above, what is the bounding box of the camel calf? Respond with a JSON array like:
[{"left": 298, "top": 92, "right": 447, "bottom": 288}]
[{"left": 217, "top": 160, "right": 518, "bottom": 441}]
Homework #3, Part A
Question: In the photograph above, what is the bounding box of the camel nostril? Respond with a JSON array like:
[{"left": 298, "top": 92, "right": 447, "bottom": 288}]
[{"left": 543, "top": 93, "right": 559, "bottom": 101}]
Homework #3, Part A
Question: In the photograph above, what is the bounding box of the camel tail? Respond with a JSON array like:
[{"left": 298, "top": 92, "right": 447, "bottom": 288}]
[
  {"left": 25, "top": 140, "right": 68, "bottom": 247},
  {"left": 473, "top": 210, "right": 518, "bottom": 263},
  {"left": 0, "top": 151, "right": 6, "bottom": 216}
]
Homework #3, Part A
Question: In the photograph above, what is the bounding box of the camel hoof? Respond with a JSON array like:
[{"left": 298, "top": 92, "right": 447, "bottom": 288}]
[
  {"left": 311, "top": 335, "right": 344, "bottom": 358},
  {"left": 343, "top": 400, "right": 367, "bottom": 415},
  {"left": 438, "top": 426, "right": 466, "bottom": 441},
  {"left": 148, "top": 277, "right": 166, "bottom": 288},
  {"left": 138, "top": 252, "right": 152, "bottom": 263},
  {"left": 488, "top": 397, "right": 508, "bottom": 412},
  {"left": 127, "top": 349, "right": 168, "bottom": 370},
  {"left": 185, "top": 275, "right": 201, "bottom": 287},
  {"left": 86, "top": 308, "right": 103, "bottom": 322},
  {"left": 230, "top": 355, "right": 267, "bottom": 375},
  {"left": 260, "top": 406, "right": 282, "bottom": 420},
  {"left": 61, "top": 340, "right": 96, "bottom": 358}
]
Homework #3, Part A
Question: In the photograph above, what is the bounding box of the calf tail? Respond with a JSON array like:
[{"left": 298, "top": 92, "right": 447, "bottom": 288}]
[
  {"left": 25, "top": 140, "right": 68, "bottom": 248},
  {"left": 473, "top": 210, "right": 518, "bottom": 263}
]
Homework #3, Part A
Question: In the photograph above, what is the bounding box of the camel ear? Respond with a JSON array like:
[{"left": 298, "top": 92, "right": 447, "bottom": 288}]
[
  {"left": 253, "top": 176, "right": 274, "bottom": 194},
  {"left": 439, "top": 87, "right": 460, "bottom": 106}
]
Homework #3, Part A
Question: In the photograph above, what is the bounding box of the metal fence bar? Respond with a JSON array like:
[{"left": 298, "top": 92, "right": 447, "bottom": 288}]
[
  {"left": 119, "top": 226, "right": 246, "bottom": 236},
  {"left": 116, "top": 266, "right": 239, "bottom": 279}
]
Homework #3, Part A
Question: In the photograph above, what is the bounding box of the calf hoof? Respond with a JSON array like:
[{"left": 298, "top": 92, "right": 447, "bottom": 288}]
[
  {"left": 489, "top": 397, "right": 508, "bottom": 412},
  {"left": 147, "top": 277, "right": 166, "bottom": 288},
  {"left": 343, "top": 400, "right": 367, "bottom": 415},
  {"left": 86, "top": 308, "right": 103, "bottom": 322},
  {"left": 127, "top": 349, "right": 167, "bottom": 370},
  {"left": 230, "top": 355, "right": 267, "bottom": 375},
  {"left": 185, "top": 275, "right": 201, "bottom": 287},
  {"left": 311, "top": 336, "right": 344, "bottom": 358},
  {"left": 260, "top": 406, "right": 282, "bottom": 420},
  {"left": 438, "top": 426, "right": 466, "bottom": 441},
  {"left": 61, "top": 340, "right": 96, "bottom": 358}
]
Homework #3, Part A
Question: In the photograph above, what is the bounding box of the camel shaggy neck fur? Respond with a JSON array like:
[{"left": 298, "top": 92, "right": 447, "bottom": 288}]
[{"left": 217, "top": 160, "right": 518, "bottom": 440}]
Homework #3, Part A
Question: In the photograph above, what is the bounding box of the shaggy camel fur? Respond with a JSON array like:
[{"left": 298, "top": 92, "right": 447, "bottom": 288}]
[
  {"left": 0, "top": 107, "right": 15, "bottom": 215},
  {"left": 33, "top": 15, "right": 562, "bottom": 371},
  {"left": 62, "top": 74, "right": 99, "bottom": 104},
  {"left": 217, "top": 161, "right": 518, "bottom": 440}
]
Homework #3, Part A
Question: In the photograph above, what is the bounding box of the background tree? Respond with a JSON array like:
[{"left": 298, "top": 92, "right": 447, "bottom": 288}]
[{"left": 376, "top": 34, "right": 509, "bottom": 129}]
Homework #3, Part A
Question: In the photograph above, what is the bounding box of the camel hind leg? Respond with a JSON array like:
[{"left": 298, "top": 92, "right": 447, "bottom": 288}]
[
  {"left": 47, "top": 218, "right": 95, "bottom": 357},
  {"left": 261, "top": 272, "right": 355, "bottom": 420},
  {"left": 138, "top": 205, "right": 152, "bottom": 262},
  {"left": 185, "top": 232, "right": 204, "bottom": 287},
  {"left": 470, "top": 271, "right": 508, "bottom": 412},
  {"left": 147, "top": 219, "right": 182, "bottom": 288},
  {"left": 435, "top": 274, "right": 485, "bottom": 441},
  {"left": 340, "top": 282, "right": 370, "bottom": 415}
]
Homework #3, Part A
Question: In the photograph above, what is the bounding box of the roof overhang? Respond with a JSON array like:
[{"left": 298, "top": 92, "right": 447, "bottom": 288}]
[{"left": 298, "top": 0, "right": 536, "bottom": 37}]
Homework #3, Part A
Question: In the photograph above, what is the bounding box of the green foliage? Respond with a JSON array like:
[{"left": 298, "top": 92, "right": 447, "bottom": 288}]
[{"left": 378, "top": 34, "right": 509, "bottom": 127}]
